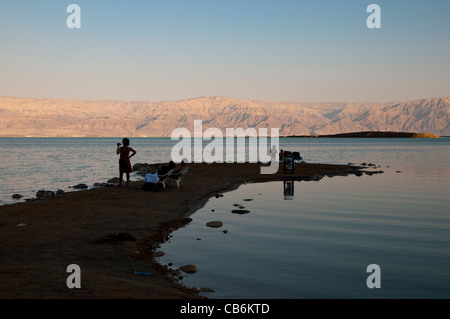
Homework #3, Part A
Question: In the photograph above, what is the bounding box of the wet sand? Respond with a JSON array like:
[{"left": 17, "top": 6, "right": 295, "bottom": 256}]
[{"left": 0, "top": 162, "right": 364, "bottom": 299}]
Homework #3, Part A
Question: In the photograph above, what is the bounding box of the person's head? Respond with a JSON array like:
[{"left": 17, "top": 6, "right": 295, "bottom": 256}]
[
  {"left": 169, "top": 161, "right": 175, "bottom": 168},
  {"left": 122, "top": 138, "right": 130, "bottom": 146}
]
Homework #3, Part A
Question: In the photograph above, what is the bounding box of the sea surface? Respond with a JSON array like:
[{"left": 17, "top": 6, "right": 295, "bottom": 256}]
[
  {"left": 1, "top": 137, "right": 450, "bottom": 298},
  {"left": 156, "top": 137, "right": 450, "bottom": 299}
]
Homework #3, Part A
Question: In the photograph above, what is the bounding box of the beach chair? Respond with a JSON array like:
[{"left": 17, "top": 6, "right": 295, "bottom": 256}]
[
  {"left": 158, "top": 169, "right": 173, "bottom": 189},
  {"left": 168, "top": 167, "right": 190, "bottom": 188}
]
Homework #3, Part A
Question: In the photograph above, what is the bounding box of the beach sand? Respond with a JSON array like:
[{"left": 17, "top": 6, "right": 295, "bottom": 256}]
[{"left": 0, "top": 162, "right": 365, "bottom": 299}]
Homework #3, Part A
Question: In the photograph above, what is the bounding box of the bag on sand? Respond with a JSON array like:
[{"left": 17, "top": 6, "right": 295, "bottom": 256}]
[{"left": 144, "top": 182, "right": 159, "bottom": 192}]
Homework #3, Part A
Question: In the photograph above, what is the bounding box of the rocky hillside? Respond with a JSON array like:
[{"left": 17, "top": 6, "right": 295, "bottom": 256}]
[{"left": 0, "top": 96, "right": 448, "bottom": 137}]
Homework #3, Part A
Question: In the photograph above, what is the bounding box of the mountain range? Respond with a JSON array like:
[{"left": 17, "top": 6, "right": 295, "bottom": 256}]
[{"left": 0, "top": 96, "right": 449, "bottom": 137}]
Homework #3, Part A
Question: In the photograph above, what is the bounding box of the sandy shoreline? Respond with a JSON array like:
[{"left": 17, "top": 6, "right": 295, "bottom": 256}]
[{"left": 0, "top": 162, "right": 368, "bottom": 299}]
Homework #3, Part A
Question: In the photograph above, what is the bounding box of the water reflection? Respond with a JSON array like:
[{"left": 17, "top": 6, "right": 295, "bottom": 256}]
[{"left": 283, "top": 179, "right": 295, "bottom": 200}]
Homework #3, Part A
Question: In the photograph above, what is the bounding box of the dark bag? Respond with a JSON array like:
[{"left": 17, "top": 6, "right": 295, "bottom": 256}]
[{"left": 144, "top": 182, "right": 159, "bottom": 192}]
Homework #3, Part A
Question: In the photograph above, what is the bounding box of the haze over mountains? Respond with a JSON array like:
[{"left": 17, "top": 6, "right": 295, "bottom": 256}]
[{"left": 0, "top": 96, "right": 449, "bottom": 137}]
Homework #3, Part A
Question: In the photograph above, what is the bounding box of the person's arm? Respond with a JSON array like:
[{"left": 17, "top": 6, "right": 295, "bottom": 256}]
[
  {"left": 129, "top": 148, "right": 137, "bottom": 158},
  {"left": 116, "top": 144, "right": 121, "bottom": 155}
]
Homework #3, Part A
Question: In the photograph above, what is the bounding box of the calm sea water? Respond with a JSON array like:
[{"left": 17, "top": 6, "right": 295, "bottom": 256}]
[
  {"left": 155, "top": 138, "right": 450, "bottom": 299},
  {"left": 0, "top": 137, "right": 175, "bottom": 204},
  {"left": 1, "top": 137, "right": 450, "bottom": 299}
]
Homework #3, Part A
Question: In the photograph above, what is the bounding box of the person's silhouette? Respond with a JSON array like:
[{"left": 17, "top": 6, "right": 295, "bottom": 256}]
[{"left": 116, "top": 138, "right": 137, "bottom": 187}]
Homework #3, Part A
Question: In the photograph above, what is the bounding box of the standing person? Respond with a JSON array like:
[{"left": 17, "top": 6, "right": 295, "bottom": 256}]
[
  {"left": 279, "top": 149, "right": 284, "bottom": 161},
  {"left": 116, "top": 138, "right": 137, "bottom": 187}
]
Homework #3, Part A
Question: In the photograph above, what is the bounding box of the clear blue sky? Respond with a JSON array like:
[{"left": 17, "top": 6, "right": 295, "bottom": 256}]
[{"left": 0, "top": 0, "right": 449, "bottom": 102}]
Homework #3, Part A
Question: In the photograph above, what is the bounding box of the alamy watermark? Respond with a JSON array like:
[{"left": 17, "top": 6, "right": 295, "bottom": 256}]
[
  {"left": 170, "top": 120, "right": 280, "bottom": 174},
  {"left": 65, "top": 4, "right": 381, "bottom": 30},
  {"left": 366, "top": 264, "right": 381, "bottom": 289},
  {"left": 66, "top": 264, "right": 81, "bottom": 289}
]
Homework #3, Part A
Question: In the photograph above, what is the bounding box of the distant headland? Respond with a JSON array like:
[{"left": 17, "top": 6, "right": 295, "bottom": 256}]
[{"left": 283, "top": 131, "right": 441, "bottom": 138}]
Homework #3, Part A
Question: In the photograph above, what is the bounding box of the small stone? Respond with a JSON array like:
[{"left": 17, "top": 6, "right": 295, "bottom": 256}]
[
  {"left": 155, "top": 251, "right": 165, "bottom": 257},
  {"left": 223, "top": 230, "right": 228, "bottom": 234},
  {"left": 73, "top": 184, "right": 88, "bottom": 189},
  {"left": 200, "top": 288, "right": 215, "bottom": 293},
  {"left": 56, "top": 190, "right": 65, "bottom": 195},
  {"left": 93, "top": 182, "right": 107, "bottom": 187},
  {"left": 36, "top": 190, "right": 54, "bottom": 199},
  {"left": 243, "top": 199, "right": 253, "bottom": 201},
  {"left": 179, "top": 264, "right": 197, "bottom": 274},
  {"left": 107, "top": 177, "right": 120, "bottom": 184},
  {"left": 12, "top": 194, "right": 23, "bottom": 199},
  {"left": 206, "top": 221, "right": 223, "bottom": 228},
  {"left": 232, "top": 210, "right": 250, "bottom": 215}
]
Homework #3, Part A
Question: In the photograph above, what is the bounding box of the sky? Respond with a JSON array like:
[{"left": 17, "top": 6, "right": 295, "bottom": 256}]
[{"left": 0, "top": 0, "right": 449, "bottom": 103}]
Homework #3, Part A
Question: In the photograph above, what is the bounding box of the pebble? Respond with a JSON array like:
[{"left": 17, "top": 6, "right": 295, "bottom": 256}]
[
  {"left": 206, "top": 221, "right": 223, "bottom": 228},
  {"left": 179, "top": 264, "right": 198, "bottom": 274},
  {"left": 36, "top": 190, "right": 54, "bottom": 199},
  {"left": 232, "top": 210, "right": 250, "bottom": 215},
  {"left": 107, "top": 177, "right": 120, "bottom": 184},
  {"left": 155, "top": 251, "right": 165, "bottom": 257},
  {"left": 200, "top": 288, "right": 215, "bottom": 293},
  {"left": 93, "top": 182, "right": 107, "bottom": 187},
  {"left": 72, "top": 184, "right": 88, "bottom": 189}
]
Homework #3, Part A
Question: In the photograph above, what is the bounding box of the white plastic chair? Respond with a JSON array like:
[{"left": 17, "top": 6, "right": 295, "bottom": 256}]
[
  {"left": 169, "top": 167, "right": 189, "bottom": 188},
  {"left": 158, "top": 169, "right": 173, "bottom": 189}
]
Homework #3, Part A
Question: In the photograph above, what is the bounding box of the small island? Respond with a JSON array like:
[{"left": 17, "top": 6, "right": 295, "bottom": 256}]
[{"left": 284, "top": 131, "right": 440, "bottom": 138}]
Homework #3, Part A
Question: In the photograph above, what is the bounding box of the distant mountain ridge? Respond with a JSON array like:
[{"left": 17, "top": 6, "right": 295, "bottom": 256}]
[{"left": 0, "top": 96, "right": 449, "bottom": 137}]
